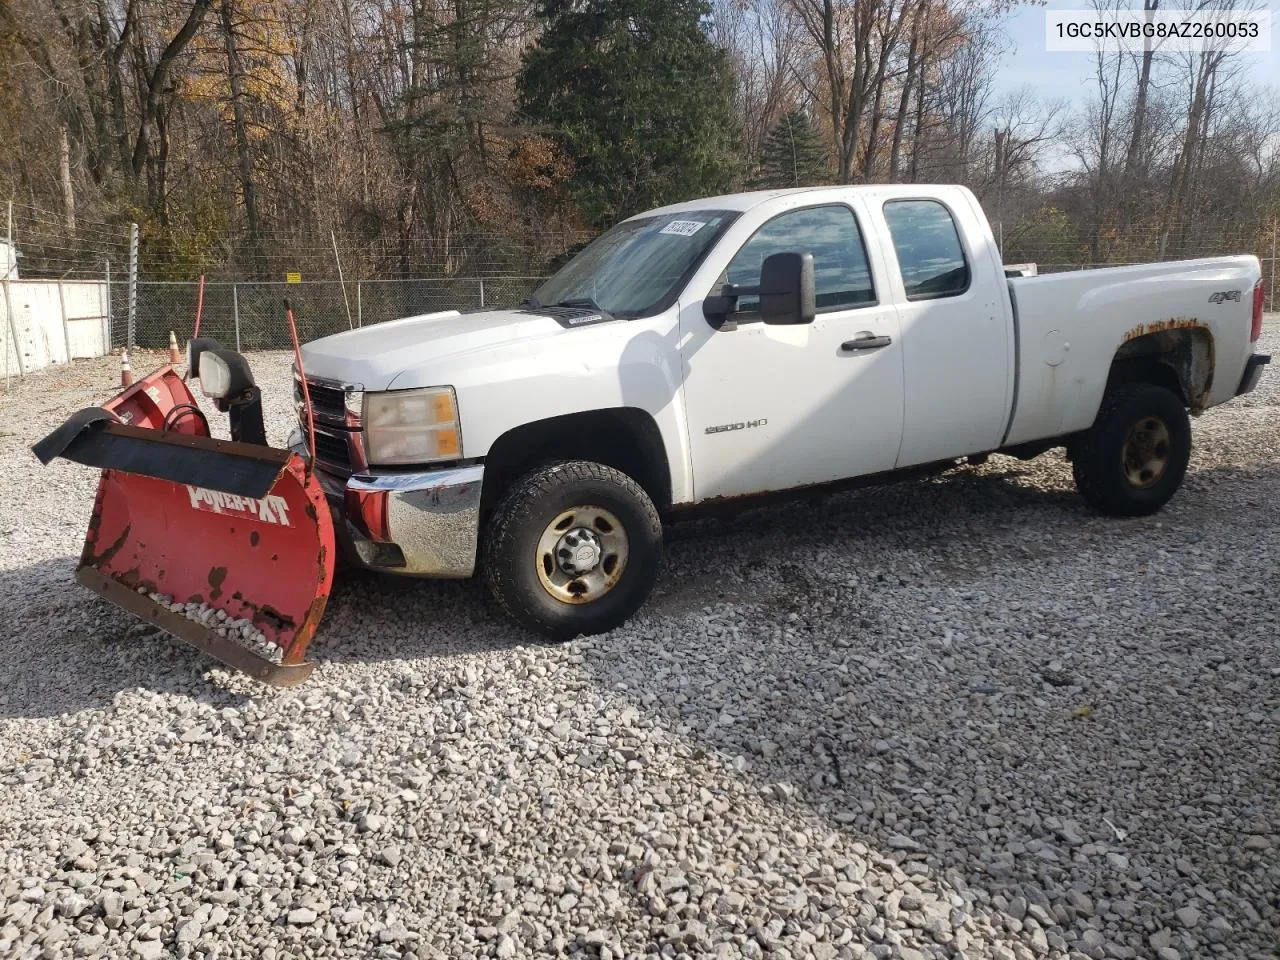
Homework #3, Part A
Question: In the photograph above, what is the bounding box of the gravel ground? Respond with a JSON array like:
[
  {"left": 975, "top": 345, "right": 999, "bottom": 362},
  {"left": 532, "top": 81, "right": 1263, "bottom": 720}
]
[{"left": 1, "top": 329, "right": 1278, "bottom": 960}]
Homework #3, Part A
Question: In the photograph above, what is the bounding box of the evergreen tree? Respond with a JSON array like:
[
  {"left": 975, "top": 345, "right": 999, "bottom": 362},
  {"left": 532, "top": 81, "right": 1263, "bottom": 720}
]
[
  {"left": 517, "top": 0, "right": 740, "bottom": 228},
  {"left": 749, "top": 109, "right": 831, "bottom": 189}
]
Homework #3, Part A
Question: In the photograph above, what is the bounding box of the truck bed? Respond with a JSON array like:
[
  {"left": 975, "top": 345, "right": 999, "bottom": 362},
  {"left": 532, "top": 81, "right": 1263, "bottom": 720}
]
[{"left": 1003, "top": 256, "right": 1260, "bottom": 447}]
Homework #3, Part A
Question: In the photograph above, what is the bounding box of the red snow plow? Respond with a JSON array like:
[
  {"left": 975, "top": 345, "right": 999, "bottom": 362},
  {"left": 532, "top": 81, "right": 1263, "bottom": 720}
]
[{"left": 34, "top": 313, "right": 335, "bottom": 686}]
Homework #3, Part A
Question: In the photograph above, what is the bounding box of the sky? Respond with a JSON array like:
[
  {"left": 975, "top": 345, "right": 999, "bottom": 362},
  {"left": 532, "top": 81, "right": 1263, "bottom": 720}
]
[{"left": 992, "top": 0, "right": 1280, "bottom": 106}]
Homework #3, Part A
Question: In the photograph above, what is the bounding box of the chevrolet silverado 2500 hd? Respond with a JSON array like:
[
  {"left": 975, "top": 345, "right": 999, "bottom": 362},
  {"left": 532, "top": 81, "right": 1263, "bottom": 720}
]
[{"left": 292, "top": 184, "right": 1270, "bottom": 639}]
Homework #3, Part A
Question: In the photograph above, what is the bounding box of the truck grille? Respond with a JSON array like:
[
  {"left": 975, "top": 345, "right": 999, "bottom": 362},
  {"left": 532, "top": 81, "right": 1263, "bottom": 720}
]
[
  {"left": 296, "top": 379, "right": 348, "bottom": 421},
  {"left": 310, "top": 427, "right": 353, "bottom": 475}
]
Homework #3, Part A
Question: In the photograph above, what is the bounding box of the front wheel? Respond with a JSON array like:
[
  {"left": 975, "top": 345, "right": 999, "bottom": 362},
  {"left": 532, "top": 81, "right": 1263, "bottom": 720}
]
[
  {"left": 1072, "top": 382, "right": 1191, "bottom": 517},
  {"left": 484, "top": 461, "right": 662, "bottom": 640}
]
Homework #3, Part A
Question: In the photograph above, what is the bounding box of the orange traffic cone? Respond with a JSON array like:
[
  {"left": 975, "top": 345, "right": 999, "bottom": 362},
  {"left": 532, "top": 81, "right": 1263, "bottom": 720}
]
[
  {"left": 168, "top": 331, "right": 182, "bottom": 365},
  {"left": 120, "top": 348, "right": 134, "bottom": 387}
]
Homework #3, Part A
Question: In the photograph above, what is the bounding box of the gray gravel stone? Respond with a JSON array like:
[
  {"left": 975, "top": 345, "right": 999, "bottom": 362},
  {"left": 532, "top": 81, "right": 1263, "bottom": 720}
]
[{"left": 1, "top": 339, "right": 1278, "bottom": 958}]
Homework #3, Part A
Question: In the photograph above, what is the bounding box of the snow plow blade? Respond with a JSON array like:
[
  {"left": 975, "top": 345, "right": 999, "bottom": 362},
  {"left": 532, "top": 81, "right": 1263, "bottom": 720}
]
[{"left": 35, "top": 365, "right": 335, "bottom": 686}]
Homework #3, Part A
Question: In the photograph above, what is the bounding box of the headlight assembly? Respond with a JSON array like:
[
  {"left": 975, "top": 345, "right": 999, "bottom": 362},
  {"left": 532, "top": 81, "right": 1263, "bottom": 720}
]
[{"left": 363, "top": 387, "right": 461, "bottom": 465}]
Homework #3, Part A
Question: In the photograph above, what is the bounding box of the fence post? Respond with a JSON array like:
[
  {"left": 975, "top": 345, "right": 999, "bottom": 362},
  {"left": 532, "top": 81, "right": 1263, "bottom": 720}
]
[
  {"left": 478, "top": 278, "right": 485, "bottom": 308},
  {"left": 332, "top": 230, "right": 354, "bottom": 330},
  {"left": 3, "top": 200, "right": 13, "bottom": 384},
  {"left": 127, "top": 222, "right": 138, "bottom": 349},
  {"left": 233, "top": 282, "right": 241, "bottom": 352},
  {"left": 57, "top": 280, "right": 72, "bottom": 363},
  {"left": 4, "top": 200, "right": 22, "bottom": 380},
  {"left": 2, "top": 270, "right": 17, "bottom": 381},
  {"left": 1271, "top": 217, "right": 1276, "bottom": 314},
  {"left": 357, "top": 280, "right": 363, "bottom": 328},
  {"left": 105, "top": 260, "right": 112, "bottom": 351}
]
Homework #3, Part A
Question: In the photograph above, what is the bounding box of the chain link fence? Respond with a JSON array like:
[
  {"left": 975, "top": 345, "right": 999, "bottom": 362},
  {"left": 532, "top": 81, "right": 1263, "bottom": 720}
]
[
  {"left": 111, "top": 277, "right": 548, "bottom": 350},
  {"left": 8, "top": 198, "right": 1279, "bottom": 361},
  {"left": 89, "top": 254, "right": 1280, "bottom": 351}
]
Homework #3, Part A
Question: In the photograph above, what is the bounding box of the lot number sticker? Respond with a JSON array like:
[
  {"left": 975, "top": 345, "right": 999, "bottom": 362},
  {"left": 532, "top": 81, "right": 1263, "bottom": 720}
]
[{"left": 659, "top": 220, "right": 706, "bottom": 237}]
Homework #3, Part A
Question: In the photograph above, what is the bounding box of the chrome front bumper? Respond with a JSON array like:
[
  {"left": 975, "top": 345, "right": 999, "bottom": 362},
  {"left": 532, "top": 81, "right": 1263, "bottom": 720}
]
[{"left": 291, "top": 432, "right": 483, "bottom": 577}]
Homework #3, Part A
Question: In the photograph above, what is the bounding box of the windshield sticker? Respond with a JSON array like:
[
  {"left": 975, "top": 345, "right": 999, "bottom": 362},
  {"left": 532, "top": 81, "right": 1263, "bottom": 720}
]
[{"left": 659, "top": 220, "right": 707, "bottom": 237}]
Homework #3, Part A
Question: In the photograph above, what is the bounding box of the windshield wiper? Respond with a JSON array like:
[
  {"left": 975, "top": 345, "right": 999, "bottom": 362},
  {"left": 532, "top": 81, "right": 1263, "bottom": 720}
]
[
  {"left": 520, "top": 296, "right": 541, "bottom": 307},
  {"left": 553, "top": 297, "right": 605, "bottom": 312}
]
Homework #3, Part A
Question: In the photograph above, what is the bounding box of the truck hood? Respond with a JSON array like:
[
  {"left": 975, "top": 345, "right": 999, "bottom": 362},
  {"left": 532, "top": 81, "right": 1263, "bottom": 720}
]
[{"left": 299, "top": 308, "right": 569, "bottom": 390}]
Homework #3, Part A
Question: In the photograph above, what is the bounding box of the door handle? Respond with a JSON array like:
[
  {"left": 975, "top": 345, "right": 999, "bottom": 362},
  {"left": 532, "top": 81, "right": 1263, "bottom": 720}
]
[{"left": 840, "top": 332, "right": 892, "bottom": 352}]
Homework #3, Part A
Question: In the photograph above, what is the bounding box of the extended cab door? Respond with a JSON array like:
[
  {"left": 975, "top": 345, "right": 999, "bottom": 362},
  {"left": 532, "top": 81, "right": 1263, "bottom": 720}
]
[
  {"left": 871, "top": 191, "right": 1014, "bottom": 467},
  {"left": 678, "top": 200, "right": 905, "bottom": 501}
]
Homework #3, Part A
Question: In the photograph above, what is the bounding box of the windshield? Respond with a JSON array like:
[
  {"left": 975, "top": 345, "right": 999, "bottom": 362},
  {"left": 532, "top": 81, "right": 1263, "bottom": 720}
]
[{"left": 531, "top": 210, "right": 736, "bottom": 318}]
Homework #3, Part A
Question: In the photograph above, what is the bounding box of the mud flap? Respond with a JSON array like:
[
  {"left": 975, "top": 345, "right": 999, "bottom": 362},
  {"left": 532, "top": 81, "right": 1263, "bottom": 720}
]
[{"left": 38, "top": 367, "right": 335, "bottom": 686}]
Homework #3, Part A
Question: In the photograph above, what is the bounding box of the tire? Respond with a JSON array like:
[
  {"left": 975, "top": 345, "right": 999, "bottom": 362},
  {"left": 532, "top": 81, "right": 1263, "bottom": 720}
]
[
  {"left": 1072, "top": 382, "right": 1191, "bottom": 517},
  {"left": 484, "top": 460, "right": 663, "bottom": 640}
]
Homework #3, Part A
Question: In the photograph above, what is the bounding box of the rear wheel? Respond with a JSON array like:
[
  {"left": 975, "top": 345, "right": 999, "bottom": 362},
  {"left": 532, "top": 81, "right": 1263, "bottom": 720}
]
[
  {"left": 484, "top": 461, "right": 662, "bottom": 640},
  {"left": 1072, "top": 382, "right": 1191, "bottom": 516}
]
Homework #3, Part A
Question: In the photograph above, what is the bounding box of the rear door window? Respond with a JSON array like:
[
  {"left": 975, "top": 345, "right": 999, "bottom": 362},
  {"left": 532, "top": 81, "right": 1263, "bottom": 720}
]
[
  {"left": 725, "top": 205, "right": 876, "bottom": 314},
  {"left": 883, "top": 200, "right": 970, "bottom": 300}
]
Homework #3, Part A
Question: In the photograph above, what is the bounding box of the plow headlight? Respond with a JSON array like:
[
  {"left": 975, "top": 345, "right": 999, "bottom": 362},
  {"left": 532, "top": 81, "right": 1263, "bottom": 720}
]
[
  {"left": 186, "top": 337, "right": 223, "bottom": 379},
  {"left": 363, "top": 387, "right": 461, "bottom": 465},
  {"left": 198, "top": 349, "right": 255, "bottom": 401}
]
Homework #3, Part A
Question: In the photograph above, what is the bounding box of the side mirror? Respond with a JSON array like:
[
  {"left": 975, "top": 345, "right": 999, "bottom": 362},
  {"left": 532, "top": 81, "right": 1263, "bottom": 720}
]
[{"left": 760, "top": 252, "right": 816, "bottom": 325}]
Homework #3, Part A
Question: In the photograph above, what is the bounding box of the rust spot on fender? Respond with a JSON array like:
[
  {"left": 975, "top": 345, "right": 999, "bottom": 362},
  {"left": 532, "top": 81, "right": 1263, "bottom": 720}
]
[{"left": 1123, "top": 317, "right": 1202, "bottom": 342}]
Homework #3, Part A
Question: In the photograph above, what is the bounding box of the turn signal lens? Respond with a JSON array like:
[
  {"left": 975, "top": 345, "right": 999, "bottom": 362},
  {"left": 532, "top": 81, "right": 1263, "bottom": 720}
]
[{"left": 434, "top": 428, "right": 460, "bottom": 458}]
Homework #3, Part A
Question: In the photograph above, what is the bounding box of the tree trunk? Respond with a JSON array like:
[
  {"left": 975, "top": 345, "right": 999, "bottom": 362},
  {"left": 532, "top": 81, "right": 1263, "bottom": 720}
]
[
  {"left": 840, "top": 3, "right": 872, "bottom": 182},
  {"left": 909, "top": 32, "right": 929, "bottom": 182},
  {"left": 131, "top": 0, "right": 212, "bottom": 177},
  {"left": 59, "top": 126, "right": 77, "bottom": 235},
  {"left": 101, "top": 0, "right": 137, "bottom": 175},
  {"left": 1120, "top": 0, "right": 1157, "bottom": 230},
  {"left": 860, "top": 35, "right": 890, "bottom": 181},
  {"left": 1122, "top": 0, "right": 1157, "bottom": 183},
  {"left": 889, "top": 0, "right": 924, "bottom": 181},
  {"left": 820, "top": 0, "right": 844, "bottom": 174},
  {"left": 153, "top": 102, "right": 171, "bottom": 226},
  {"left": 221, "top": 0, "right": 262, "bottom": 251},
  {"left": 1162, "top": 52, "right": 1219, "bottom": 252},
  {"left": 336, "top": 0, "right": 370, "bottom": 207},
  {"left": 294, "top": 31, "right": 321, "bottom": 234}
]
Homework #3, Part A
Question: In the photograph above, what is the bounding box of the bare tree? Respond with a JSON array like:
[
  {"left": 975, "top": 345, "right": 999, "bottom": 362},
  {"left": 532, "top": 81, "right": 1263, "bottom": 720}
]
[{"left": 710, "top": 0, "right": 802, "bottom": 163}]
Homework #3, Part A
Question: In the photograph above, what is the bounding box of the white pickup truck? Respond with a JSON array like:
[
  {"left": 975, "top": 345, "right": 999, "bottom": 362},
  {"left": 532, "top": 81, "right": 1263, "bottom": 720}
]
[{"left": 294, "top": 184, "right": 1269, "bottom": 638}]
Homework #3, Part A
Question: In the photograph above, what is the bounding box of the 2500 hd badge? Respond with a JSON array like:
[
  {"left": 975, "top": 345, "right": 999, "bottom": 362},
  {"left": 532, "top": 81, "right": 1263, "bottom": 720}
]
[{"left": 706, "top": 418, "right": 768, "bottom": 435}]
